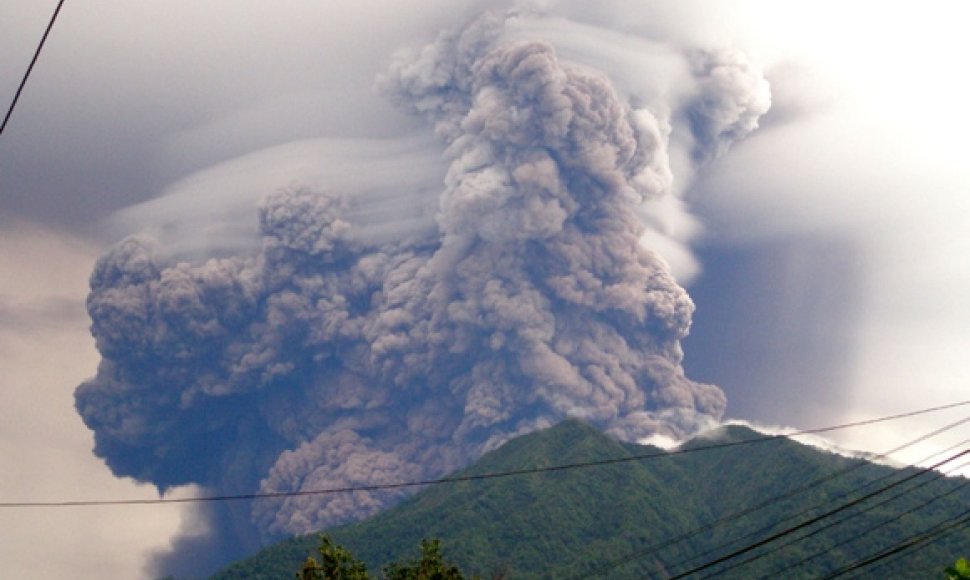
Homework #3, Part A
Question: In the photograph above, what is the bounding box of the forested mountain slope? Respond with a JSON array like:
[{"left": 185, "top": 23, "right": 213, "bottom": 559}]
[{"left": 211, "top": 420, "right": 969, "bottom": 579}]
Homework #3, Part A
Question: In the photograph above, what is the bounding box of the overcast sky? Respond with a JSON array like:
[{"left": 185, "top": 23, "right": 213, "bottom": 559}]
[{"left": 2, "top": 1, "right": 970, "bottom": 578}]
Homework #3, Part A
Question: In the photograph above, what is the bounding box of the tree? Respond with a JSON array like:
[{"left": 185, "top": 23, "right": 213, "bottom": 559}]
[
  {"left": 296, "top": 535, "right": 470, "bottom": 580},
  {"left": 945, "top": 557, "right": 970, "bottom": 580},
  {"left": 297, "top": 535, "right": 370, "bottom": 580},
  {"left": 382, "top": 539, "right": 466, "bottom": 580}
]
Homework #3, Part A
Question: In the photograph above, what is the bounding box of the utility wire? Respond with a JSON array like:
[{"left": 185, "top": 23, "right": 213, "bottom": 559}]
[
  {"left": 1, "top": 399, "right": 968, "bottom": 508},
  {"left": 579, "top": 415, "right": 970, "bottom": 579},
  {"left": 701, "top": 456, "right": 970, "bottom": 579},
  {"left": 844, "top": 504, "right": 970, "bottom": 579},
  {"left": 683, "top": 436, "right": 970, "bottom": 577},
  {"left": 731, "top": 437, "right": 970, "bottom": 557},
  {"left": 1, "top": 0, "right": 67, "bottom": 136},
  {"left": 818, "top": 506, "right": 970, "bottom": 579},
  {"left": 671, "top": 434, "right": 970, "bottom": 579},
  {"left": 752, "top": 461, "right": 970, "bottom": 580},
  {"left": 664, "top": 448, "right": 970, "bottom": 579}
]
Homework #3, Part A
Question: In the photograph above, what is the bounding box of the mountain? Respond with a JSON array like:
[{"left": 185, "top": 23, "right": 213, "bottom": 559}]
[{"left": 210, "top": 420, "right": 970, "bottom": 579}]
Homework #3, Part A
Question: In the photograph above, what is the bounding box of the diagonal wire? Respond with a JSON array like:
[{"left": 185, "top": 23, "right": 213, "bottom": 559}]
[
  {"left": 1, "top": 0, "right": 67, "bottom": 136},
  {"left": 751, "top": 461, "right": 970, "bottom": 580},
  {"left": 843, "top": 504, "right": 970, "bottom": 579},
  {"left": 683, "top": 435, "right": 970, "bottom": 577},
  {"left": 818, "top": 507, "right": 970, "bottom": 579},
  {"left": 702, "top": 456, "right": 970, "bottom": 579},
  {"left": 3, "top": 399, "right": 970, "bottom": 509},
  {"left": 664, "top": 448, "right": 970, "bottom": 579},
  {"left": 579, "top": 414, "right": 970, "bottom": 578},
  {"left": 678, "top": 435, "right": 970, "bottom": 578}
]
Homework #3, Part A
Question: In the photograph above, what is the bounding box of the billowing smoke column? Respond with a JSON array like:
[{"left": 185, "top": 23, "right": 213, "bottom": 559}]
[{"left": 75, "top": 6, "right": 769, "bottom": 560}]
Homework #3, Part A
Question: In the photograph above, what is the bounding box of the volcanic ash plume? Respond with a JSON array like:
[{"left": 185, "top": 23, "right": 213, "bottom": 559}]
[{"left": 75, "top": 8, "right": 769, "bottom": 544}]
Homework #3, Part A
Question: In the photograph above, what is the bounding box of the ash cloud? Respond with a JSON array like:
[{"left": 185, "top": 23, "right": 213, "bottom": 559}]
[
  {"left": 74, "top": 6, "right": 769, "bottom": 574},
  {"left": 687, "top": 48, "right": 772, "bottom": 163}
]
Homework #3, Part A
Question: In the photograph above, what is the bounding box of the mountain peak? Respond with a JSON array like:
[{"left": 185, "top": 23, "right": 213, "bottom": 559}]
[
  {"left": 460, "top": 417, "right": 632, "bottom": 476},
  {"left": 681, "top": 422, "right": 767, "bottom": 447}
]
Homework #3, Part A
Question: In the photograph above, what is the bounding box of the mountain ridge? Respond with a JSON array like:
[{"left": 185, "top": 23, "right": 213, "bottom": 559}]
[{"left": 210, "top": 419, "right": 969, "bottom": 579}]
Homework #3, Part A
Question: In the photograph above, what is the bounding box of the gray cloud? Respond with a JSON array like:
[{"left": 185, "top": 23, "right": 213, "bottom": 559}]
[
  {"left": 0, "top": 296, "right": 87, "bottom": 333},
  {"left": 686, "top": 48, "right": 772, "bottom": 163},
  {"left": 73, "top": 5, "right": 768, "bottom": 575},
  {"left": 0, "top": 0, "right": 488, "bottom": 234},
  {"left": 6, "top": 2, "right": 970, "bottom": 579}
]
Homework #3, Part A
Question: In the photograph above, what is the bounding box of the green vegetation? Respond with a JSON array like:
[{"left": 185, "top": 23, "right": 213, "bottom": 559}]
[
  {"left": 380, "top": 538, "right": 466, "bottom": 580},
  {"left": 211, "top": 420, "right": 970, "bottom": 579},
  {"left": 297, "top": 536, "right": 466, "bottom": 580},
  {"left": 946, "top": 557, "right": 970, "bottom": 579},
  {"left": 297, "top": 535, "right": 369, "bottom": 580}
]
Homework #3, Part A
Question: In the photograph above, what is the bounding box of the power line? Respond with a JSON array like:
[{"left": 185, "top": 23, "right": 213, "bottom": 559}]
[
  {"left": 664, "top": 448, "right": 970, "bottom": 579},
  {"left": 1, "top": 398, "right": 968, "bottom": 508},
  {"left": 688, "top": 437, "right": 970, "bottom": 577},
  {"left": 818, "top": 507, "right": 970, "bottom": 579},
  {"left": 671, "top": 434, "right": 970, "bottom": 578},
  {"left": 0, "top": 0, "right": 67, "bottom": 137},
  {"left": 752, "top": 461, "right": 970, "bottom": 579},
  {"left": 701, "top": 456, "right": 970, "bottom": 579},
  {"left": 578, "top": 415, "right": 970, "bottom": 579},
  {"left": 845, "top": 503, "right": 970, "bottom": 579}
]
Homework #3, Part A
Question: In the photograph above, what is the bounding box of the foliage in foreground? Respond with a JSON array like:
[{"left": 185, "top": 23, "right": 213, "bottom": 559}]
[
  {"left": 946, "top": 557, "right": 970, "bottom": 580},
  {"left": 297, "top": 535, "right": 467, "bottom": 580}
]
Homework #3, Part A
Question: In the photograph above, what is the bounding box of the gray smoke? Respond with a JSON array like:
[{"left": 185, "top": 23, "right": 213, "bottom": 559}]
[
  {"left": 74, "top": 6, "right": 769, "bottom": 568},
  {"left": 687, "top": 48, "right": 773, "bottom": 163}
]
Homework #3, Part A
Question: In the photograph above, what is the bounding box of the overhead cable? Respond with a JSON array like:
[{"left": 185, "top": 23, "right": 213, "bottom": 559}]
[
  {"left": 702, "top": 457, "right": 970, "bottom": 578},
  {"left": 581, "top": 414, "right": 970, "bottom": 578},
  {"left": 752, "top": 463, "right": 970, "bottom": 579},
  {"left": 1, "top": 0, "right": 66, "bottom": 136},
  {"left": 664, "top": 448, "right": 970, "bottom": 579},
  {"left": 818, "top": 507, "right": 970, "bottom": 579},
  {"left": 1, "top": 399, "right": 968, "bottom": 509}
]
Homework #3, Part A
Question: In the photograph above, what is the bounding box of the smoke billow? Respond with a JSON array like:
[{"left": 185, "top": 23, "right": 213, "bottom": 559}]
[{"left": 74, "top": 6, "right": 769, "bottom": 573}]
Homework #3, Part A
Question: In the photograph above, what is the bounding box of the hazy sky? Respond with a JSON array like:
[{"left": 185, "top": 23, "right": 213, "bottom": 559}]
[{"left": 2, "top": 1, "right": 969, "bottom": 578}]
